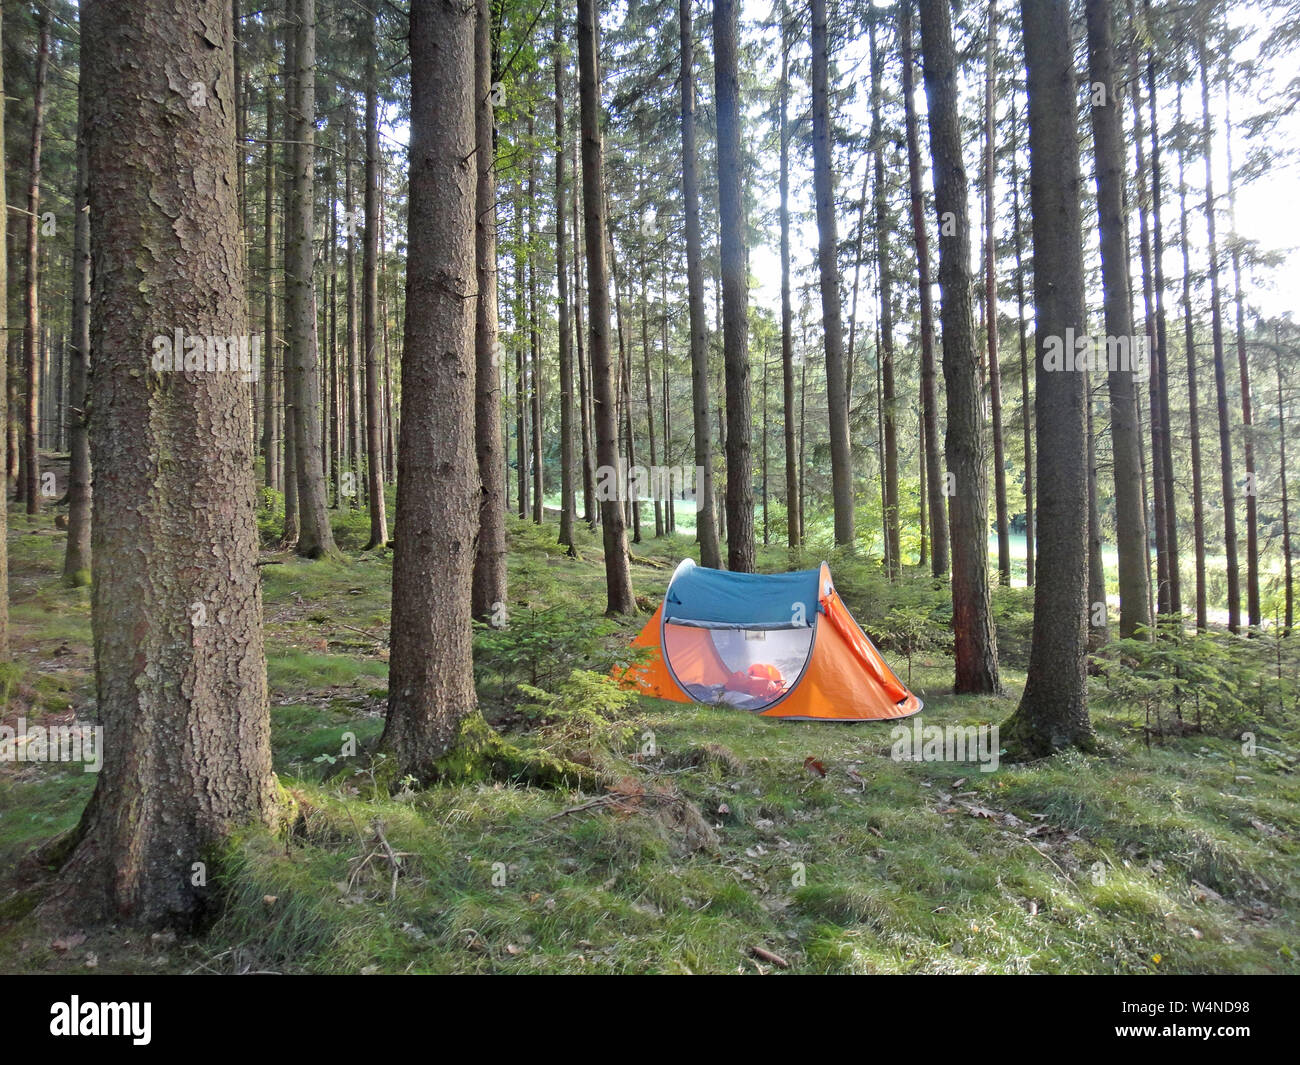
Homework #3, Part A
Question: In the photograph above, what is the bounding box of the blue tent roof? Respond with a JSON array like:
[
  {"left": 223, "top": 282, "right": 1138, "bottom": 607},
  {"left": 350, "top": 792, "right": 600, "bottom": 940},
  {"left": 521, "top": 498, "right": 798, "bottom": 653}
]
[{"left": 662, "top": 561, "right": 822, "bottom": 628}]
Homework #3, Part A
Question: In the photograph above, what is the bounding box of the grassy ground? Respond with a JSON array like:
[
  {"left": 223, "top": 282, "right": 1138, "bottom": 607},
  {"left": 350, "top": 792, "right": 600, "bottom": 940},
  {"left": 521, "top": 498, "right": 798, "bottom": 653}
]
[{"left": 0, "top": 503, "right": 1296, "bottom": 974}]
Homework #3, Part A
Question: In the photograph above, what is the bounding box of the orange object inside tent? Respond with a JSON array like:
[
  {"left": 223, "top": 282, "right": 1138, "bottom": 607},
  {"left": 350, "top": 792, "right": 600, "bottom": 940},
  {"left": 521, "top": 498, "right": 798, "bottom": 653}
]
[{"left": 618, "top": 562, "right": 922, "bottom": 721}]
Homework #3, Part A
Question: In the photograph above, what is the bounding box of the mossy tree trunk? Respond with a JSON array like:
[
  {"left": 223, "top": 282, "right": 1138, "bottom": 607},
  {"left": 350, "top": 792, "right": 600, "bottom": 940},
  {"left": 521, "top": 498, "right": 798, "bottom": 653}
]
[{"left": 53, "top": 0, "right": 278, "bottom": 927}]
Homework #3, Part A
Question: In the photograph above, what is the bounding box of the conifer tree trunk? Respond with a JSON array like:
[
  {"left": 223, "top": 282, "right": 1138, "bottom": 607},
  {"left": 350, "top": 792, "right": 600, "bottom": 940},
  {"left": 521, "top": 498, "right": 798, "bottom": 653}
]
[
  {"left": 22, "top": 6, "right": 51, "bottom": 515},
  {"left": 871, "top": 13, "right": 900, "bottom": 574},
  {"left": 1086, "top": 0, "right": 1150, "bottom": 637},
  {"left": 1226, "top": 87, "right": 1259, "bottom": 631},
  {"left": 1276, "top": 345, "right": 1293, "bottom": 633},
  {"left": 54, "top": 0, "right": 277, "bottom": 926},
  {"left": 528, "top": 125, "right": 544, "bottom": 526},
  {"left": 0, "top": 5, "right": 9, "bottom": 656},
  {"left": 345, "top": 114, "right": 360, "bottom": 504},
  {"left": 984, "top": 0, "right": 1011, "bottom": 586},
  {"left": 778, "top": 5, "right": 800, "bottom": 550},
  {"left": 1145, "top": 9, "right": 1179, "bottom": 616},
  {"left": 381, "top": 0, "right": 480, "bottom": 775},
  {"left": 281, "top": 10, "right": 300, "bottom": 544},
  {"left": 919, "top": 0, "right": 999, "bottom": 693},
  {"left": 1124, "top": 0, "right": 1168, "bottom": 617},
  {"left": 473, "top": 0, "right": 508, "bottom": 610},
  {"left": 1198, "top": 37, "right": 1240, "bottom": 633},
  {"left": 263, "top": 83, "right": 279, "bottom": 492},
  {"left": 1177, "top": 83, "right": 1207, "bottom": 630},
  {"left": 902, "top": 0, "right": 948, "bottom": 578},
  {"left": 1010, "top": 89, "right": 1034, "bottom": 587},
  {"left": 1003, "top": 0, "right": 1092, "bottom": 756},
  {"left": 286, "top": 0, "right": 338, "bottom": 558},
  {"left": 811, "top": 0, "right": 854, "bottom": 547},
  {"left": 362, "top": 5, "right": 388, "bottom": 549},
  {"left": 578, "top": 0, "right": 636, "bottom": 613},
  {"left": 715, "top": 0, "right": 755, "bottom": 572},
  {"left": 680, "top": 0, "right": 721, "bottom": 567},
  {"left": 555, "top": 9, "right": 577, "bottom": 553},
  {"left": 64, "top": 68, "right": 92, "bottom": 584}
]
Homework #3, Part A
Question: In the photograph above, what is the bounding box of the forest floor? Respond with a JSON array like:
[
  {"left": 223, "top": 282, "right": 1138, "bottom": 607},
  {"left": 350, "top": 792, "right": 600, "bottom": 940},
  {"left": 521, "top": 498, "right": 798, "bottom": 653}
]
[{"left": 0, "top": 503, "right": 1297, "bottom": 974}]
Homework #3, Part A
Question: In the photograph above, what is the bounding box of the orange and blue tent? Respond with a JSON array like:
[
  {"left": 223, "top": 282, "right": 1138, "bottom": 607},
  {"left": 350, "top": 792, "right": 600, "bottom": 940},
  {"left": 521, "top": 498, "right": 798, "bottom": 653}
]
[{"left": 619, "top": 559, "right": 923, "bottom": 721}]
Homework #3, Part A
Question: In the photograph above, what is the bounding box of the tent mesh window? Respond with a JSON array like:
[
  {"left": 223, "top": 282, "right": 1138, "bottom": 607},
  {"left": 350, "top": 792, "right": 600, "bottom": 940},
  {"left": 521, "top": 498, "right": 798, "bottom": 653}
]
[{"left": 663, "top": 622, "right": 814, "bottom": 712}]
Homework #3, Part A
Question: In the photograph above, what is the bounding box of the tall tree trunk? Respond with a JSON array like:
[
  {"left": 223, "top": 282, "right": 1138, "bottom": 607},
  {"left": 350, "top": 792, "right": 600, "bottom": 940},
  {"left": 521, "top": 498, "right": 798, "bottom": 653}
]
[
  {"left": 64, "top": 71, "right": 92, "bottom": 584},
  {"left": 281, "top": 2, "right": 300, "bottom": 543},
  {"left": 55, "top": 0, "right": 277, "bottom": 926},
  {"left": 380, "top": 0, "right": 480, "bottom": 776},
  {"left": 1086, "top": 0, "right": 1150, "bottom": 637},
  {"left": 263, "top": 81, "right": 279, "bottom": 492},
  {"left": 1177, "top": 83, "right": 1207, "bottom": 630},
  {"left": 287, "top": 0, "right": 337, "bottom": 558},
  {"left": 0, "top": 5, "right": 9, "bottom": 656},
  {"left": 639, "top": 241, "right": 663, "bottom": 538},
  {"left": 811, "top": 0, "right": 854, "bottom": 547},
  {"left": 1003, "top": 0, "right": 1092, "bottom": 756},
  {"left": 902, "top": 0, "right": 948, "bottom": 578},
  {"left": 680, "top": 0, "right": 721, "bottom": 567},
  {"left": 22, "top": 6, "right": 51, "bottom": 515},
  {"left": 362, "top": 6, "right": 388, "bottom": 549},
  {"left": 919, "top": 0, "right": 999, "bottom": 693},
  {"left": 578, "top": 0, "right": 636, "bottom": 613},
  {"left": 326, "top": 152, "right": 339, "bottom": 501},
  {"left": 345, "top": 113, "right": 361, "bottom": 504},
  {"left": 555, "top": 10, "right": 577, "bottom": 552},
  {"left": 1198, "top": 37, "right": 1239, "bottom": 633},
  {"left": 573, "top": 127, "right": 597, "bottom": 528},
  {"left": 473, "top": 0, "right": 508, "bottom": 613},
  {"left": 714, "top": 0, "right": 755, "bottom": 572},
  {"left": 515, "top": 201, "right": 528, "bottom": 521},
  {"left": 1277, "top": 344, "right": 1294, "bottom": 634},
  {"left": 1145, "top": 9, "right": 1179, "bottom": 616},
  {"left": 528, "top": 123, "right": 544, "bottom": 526},
  {"left": 1087, "top": 376, "right": 1108, "bottom": 644},
  {"left": 871, "top": 12, "right": 900, "bottom": 574},
  {"left": 778, "top": 5, "right": 800, "bottom": 550},
  {"left": 1225, "top": 85, "right": 1259, "bottom": 631},
  {"left": 1010, "top": 87, "right": 1034, "bottom": 587},
  {"left": 984, "top": 0, "right": 1011, "bottom": 586},
  {"left": 1124, "top": 0, "right": 1167, "bottom": 620}
]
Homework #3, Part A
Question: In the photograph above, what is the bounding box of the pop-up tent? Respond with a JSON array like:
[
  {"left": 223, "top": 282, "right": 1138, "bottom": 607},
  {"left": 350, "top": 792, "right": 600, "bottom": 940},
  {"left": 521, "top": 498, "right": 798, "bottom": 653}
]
[{"left": 619, "top": 559, "right": 923, "bottom": 721}]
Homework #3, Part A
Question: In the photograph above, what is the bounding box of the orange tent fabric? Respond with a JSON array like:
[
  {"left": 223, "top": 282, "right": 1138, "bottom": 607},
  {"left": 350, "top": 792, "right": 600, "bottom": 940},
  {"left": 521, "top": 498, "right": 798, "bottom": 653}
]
[{"left": 618, "top": 561, "right": 922, "bottom": 721}]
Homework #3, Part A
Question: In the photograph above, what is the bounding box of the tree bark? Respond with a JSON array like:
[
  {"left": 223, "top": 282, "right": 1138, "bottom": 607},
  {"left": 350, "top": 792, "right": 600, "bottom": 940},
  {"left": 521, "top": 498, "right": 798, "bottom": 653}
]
[
  {"left": 473, "top": 0, "right": 508, "bottom": 613},
  {"left": 1176, "top": 83, "right": 1207, "bottom": 630},
  {"left": 871, "top": 12, "right": 900, "bottom": 574},
  {"left": 680, "top": 0, "right": 721, "bottom": 567},
  {"left": 714, "top": 0, "right": 755, "bottom": 572},
  {"left": 555, "top": 9, "right": 577, "bottom": 553},
  {"left": 1086, "top": 0, "right": 1150, "bottom": 638},
  {"left": 1198, "top": 37, "right": 1239, "bottom": 633},
  {"left": 778, "top": 5, "right": 800, "bottom": 550},
  {"left": 64, "top": 69, "right": 93, "bottom": 584},
  {"left": 1010, "top": 86, "right": 1034, "bottom": 587},
  {"left": 1226, "top": 85, "right": 1259, "bottom": 631},
  {"left": 1003, "top": 0, "right": 1093, "bottom": 756},
  {"left": 578, "top": 0, "right": 636, "bottom": 613},
  {"left": 286, "top": 0, "right": 338, "bottom": 558},
  {"left": 811, "top": 0, "right": 854, "bottom": 547},
  {"left": 0, "top": 6, "right": 8, "bottom": 656},
  {"left": 381, "top": 0, "right": 480, "bottom": 776},
  {"left": 1145, "top": 9, "right": 1179, "bottom": 616},
  {"left": 919, "top": 0, "right": 999, "bottom": 693},
  {"left": 55, "top": 0, "right": 277, "bottom": 926},
  {"left": 22, "top": 6, "right": 51, "bottom": 515},
  {"left": 362, "top": 6, "right": 389, "bottom": 549},
  {"left": 263, "top": 79, "right": 279, "bottom": 492},
  {"left": 902, "top": 0, "right": 948, "bottom": 578}
]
